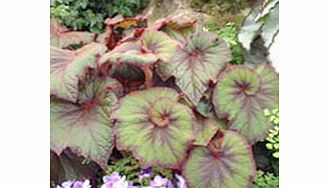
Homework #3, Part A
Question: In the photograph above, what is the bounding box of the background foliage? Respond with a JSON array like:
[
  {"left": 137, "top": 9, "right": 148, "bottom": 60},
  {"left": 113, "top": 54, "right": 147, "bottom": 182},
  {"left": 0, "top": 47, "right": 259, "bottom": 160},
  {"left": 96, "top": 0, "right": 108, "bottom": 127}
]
[
  {"left": 50, "top": 0, "right": 149, "bottom": 33},
  {"left": 252, "top": 170, "right": 279, "bottom": 188}
]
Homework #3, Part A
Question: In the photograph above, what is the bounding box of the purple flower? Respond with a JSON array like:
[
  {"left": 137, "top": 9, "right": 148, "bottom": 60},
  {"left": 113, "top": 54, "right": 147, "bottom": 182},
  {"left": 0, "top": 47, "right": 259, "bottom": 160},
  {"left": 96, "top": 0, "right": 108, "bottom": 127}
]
[
  {"left": 139, "top": 168, "right": 153, "bottom": 181},
  {"left": 56, "top": 180, "right": 91, "bottom": 188},
  {"left": 149, "top": 175, "right": 173, "bottom": 188},
  {"left": 73, "top": 180, "right": 91, "bottom": 188},
  {"left": 101, "top": 172, "right": 135, "bottom": 188},
  {"left": 56, "top": 180, "right": 74, "bottom": 188},
  {"left": 103, "top": 172, "right": 122, "bottom": 184}
]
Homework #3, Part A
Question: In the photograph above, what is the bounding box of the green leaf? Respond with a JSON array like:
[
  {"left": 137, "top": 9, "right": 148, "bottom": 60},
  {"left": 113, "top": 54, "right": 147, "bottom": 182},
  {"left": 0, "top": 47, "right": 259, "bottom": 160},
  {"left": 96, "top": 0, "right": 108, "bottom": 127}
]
[
  {"left": 50, "top": 19, "right": 95, "bottom": 48},
  {"left": 273, "top": 152, "right": 279, "bottom": 158},
  {"left": 253, "top": 170, "right": 279, "bottom": 188},
  {"left": 194, "top": 117, "right": 227, "bottom": 146},
  {"left": 196, "top": 97, "right": 213, "bottom": 117},
  {"left": 113, "top": 87, "right": 195, "bottom": 169},
  {"left": 273, "top": 143, "right": 279, "bottom": 149},
  {"left": 157, "top": 31, "right": 232, "bottom": 105},
  {"left": 50, "top": 78, "right": 122, "bottom": 168},
  {"left": 141, "top": 31, "right": 179, "bottom": 62},
  {"left": 265, "top": 143, "right": 273, "bottom": 150},
  {"left": 182, "top": 131, "right": 256, "bottom": 188},
  {"left": 263, "top": 109, "right": 271, "bottom": 116},
  {"left": 50, "top": 42, "right": 107, "bottom": 102},
  {"left": 212, "top": 64, "right": 279, "bottom": 143}
]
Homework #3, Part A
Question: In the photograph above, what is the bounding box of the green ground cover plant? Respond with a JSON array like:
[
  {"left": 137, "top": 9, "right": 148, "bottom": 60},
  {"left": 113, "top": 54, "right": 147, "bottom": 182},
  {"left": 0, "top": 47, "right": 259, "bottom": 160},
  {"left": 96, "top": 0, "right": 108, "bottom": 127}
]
[
  {"left": 252, "top": 170, "right": 279, "bottom": 188},
  {"left": 50, "top": 0, "right": 149, "bottom": 33}
]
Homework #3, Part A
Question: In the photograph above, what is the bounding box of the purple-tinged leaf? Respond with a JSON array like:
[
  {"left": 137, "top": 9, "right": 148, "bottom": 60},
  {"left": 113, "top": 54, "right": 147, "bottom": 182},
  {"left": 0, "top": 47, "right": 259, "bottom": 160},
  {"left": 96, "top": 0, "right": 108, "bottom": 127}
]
[
  {"left": 100, "top": 41, "right": 158, "bottom": 66},
  {"left": 51, "top": 78, "right": 122, "bottom": 169},
  {"left": 51, "top": 19, "right": 95, "bottom": 49},
  {"left": 98, "top": 16, "right": 147, "bottom": 50},
  {"left": 157, "top": 17, "right": 197, "bottom": 43},
  {"left": 141, "top": 31, "right": 179, "bottom": 62},
  {"left": 104, "top": 16, "right": 147, "bottom": 30},
  {"left": 51, "top": 149, "right": 99, "bottom": 186},
  {"left": 182, "top": 131, "right": 256, "bottom": 188},
  {"left": 157, "top": 31, "right": 232, "bottom": 105},
  {"left": 50, "top": 43, "right": 107, "bottom": 102},
  {"left": 100, "top": 31, "right": 178, "bottom": 66},
  {"left": 194, "top": 117, "right": 227, "bottom": 146},
  {"left": 113, "top": 87, "right": 195, "bottom": 169},
  {"left": 150, "top": 17, "right": 196, "bottom": 33},
  {"left": 212, "top": 64, "right": 278, "bottom": 143}
]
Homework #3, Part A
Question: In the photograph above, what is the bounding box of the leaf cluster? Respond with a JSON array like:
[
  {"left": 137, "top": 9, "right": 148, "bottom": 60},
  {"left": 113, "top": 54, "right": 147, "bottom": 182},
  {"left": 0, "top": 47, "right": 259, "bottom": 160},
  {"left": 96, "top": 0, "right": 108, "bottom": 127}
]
[
  {"left": 252, "top": 170, "right": 279, "bottom": 188},
  {"left": 50, "top": 0, "right": 149, "bottom": 33},
  {"left": 50, "top": 13, "right": 279, "bottom": 188},
  {"left": 264, "top": 108, "right": 279, "bottom": 158}
]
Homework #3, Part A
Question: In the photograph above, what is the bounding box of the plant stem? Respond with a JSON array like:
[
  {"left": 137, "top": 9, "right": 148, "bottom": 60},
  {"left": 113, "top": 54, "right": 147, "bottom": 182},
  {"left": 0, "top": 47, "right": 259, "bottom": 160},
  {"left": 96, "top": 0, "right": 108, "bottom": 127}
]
[{"left": 143, "top": 66, "right": 153, "bottom": 88}]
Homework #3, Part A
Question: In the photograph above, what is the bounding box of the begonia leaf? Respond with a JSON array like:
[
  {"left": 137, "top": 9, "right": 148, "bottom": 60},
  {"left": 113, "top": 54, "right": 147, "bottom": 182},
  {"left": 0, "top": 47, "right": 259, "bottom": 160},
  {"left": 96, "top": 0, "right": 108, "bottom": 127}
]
[
  {"left": 141, "top": 31, "right": 179, "bottom": 62},
  {"left": 105, "top": 16, "right": 147, "bottom": 30},
  {"left": 113, "top": 87, "right": 195, "bottom": 169},
  {"left": 100, "top": 31, "right": 178, "bottom": 66},
  {"left": 151, "top": 17, "right": 197, "bottom": 43},
  {"left": 51, "top": 19, "right": 95, "bottom": 48},
  {"left": 50, "top": 42, "right": 107, "bottom": 102},
  {"left": 50, "top": 78, "right": 122, "bottom": 169},
  {"left": 212, "top": 65, "right": 278, "bottom": 143},
  {"left": 157, "top": 31, "right": 232, "bottom": 105},
  {"left": 182, "top": 131, "right": 256, "bottom": 188},
  {"left": 100, "top": 41, "right": 158, "bottom": 66}
]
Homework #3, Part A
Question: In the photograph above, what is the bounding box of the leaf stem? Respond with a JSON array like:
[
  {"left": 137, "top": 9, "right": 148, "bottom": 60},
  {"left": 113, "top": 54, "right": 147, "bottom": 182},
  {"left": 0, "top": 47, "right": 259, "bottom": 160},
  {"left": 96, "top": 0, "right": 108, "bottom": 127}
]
[{"left": 143, "top": 66, "right": 153, "bottom": 88}]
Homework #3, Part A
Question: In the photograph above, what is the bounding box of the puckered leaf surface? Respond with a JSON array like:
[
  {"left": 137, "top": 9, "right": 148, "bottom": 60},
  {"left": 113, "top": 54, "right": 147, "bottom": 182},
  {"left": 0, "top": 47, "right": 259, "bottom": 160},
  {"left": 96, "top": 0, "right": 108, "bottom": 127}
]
[
  {"left": 157, "top": 31, "right": 232, "bottom": 105},
  {"left": 212, "top": 65, "right": 278, "bottom": 143},
  {"left": 182, "top": 131, "right": 256, "bottom": 188},
  {"left": 50, "top": 43, "right": 107, "bottom": 102},
  {"left": 51, "top": 78, "right": 122, "bottom": 169},
  {"left": 50, "top": 19, "right": 95, "bottom": 48},
  {"left": 113, "top": 87, "right": 195, "bottom": 169}
]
